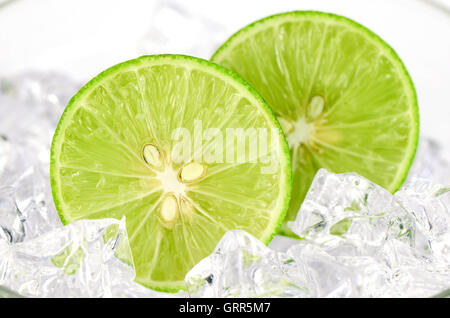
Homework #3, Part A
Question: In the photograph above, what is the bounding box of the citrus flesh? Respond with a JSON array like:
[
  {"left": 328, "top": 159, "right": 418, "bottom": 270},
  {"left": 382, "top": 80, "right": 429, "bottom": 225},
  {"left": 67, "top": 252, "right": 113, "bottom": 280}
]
[
  {"left": 212, "top": 11, "right": 419, "bottom": 236},
  {"left": 50, "top": 55, "right": 291, "bottom": 291}
]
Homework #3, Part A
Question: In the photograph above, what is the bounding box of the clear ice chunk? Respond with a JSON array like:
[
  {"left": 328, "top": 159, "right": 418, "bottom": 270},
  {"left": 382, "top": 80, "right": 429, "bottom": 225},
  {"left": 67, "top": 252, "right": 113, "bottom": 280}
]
[
  {"left": 0, "top": 73, "right": 79, "bottom": 242},
  {"left": 289, "top": 168, "right": 450, "bottom": 297},
  {"left": 289, "top": 169, "right": 415, "bottom": 249},
  {"left": 395, "top": 179, "right": 450, "bottom": 265},
  {"left": 0, "top": 165, "right": 62, "bottom": 244},
  {"left": 185, "top": 230, "right": 362, "bottom": 298},
  {"left": 0, "top": 217, "right": 158, "bottom": 298},
  {"left": 0, "top": 191, "right": 180, "bottom": 298},
  {"left": 268, "top": 235, "right": 300, "bottom": 253},
  {"left": 185, "top": 230, "right": 315, "bottom": 298},
  {"left": 286, "top": 242, "right": 357, "bottom": 297},
  {"left": 0, "top": 186, "right": 25, "bottom": 244},
  {"left": 185, "top": 168, "right": 450, "bottom": 298}
]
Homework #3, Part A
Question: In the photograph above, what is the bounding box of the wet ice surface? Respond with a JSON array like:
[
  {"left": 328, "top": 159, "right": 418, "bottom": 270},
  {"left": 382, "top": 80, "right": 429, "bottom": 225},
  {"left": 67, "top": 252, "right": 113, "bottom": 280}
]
[
  {"left": 291, "top": 169, "right": 450, "bottom": 297},
  {"left": 187, "top": 170, "right": 450, "bottom": 298},
  {"left": 0, "top": 73, "right": 78, "bottom": 244},
  {"left": 0, "top": 71, "right": 449, "bottom": 297},
  {"left": 185, "top": 230, "right": 314, "bottom": 297},
  {"left": 0, "top": 216, "right": 174, "bottom": 298},
  {"left": 185, "top": 230, "right": 359, "bottom": 297},
  {"left": 0, "top": 217, "right": 131, "bottom": 297}
]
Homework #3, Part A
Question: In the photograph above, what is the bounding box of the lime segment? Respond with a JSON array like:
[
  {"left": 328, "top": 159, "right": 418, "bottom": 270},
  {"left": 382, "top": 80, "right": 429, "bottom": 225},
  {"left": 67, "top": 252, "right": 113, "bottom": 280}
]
[
  {"left": 50, "top": 55, "right": 291, "bottom": 291},
  {"left": 212, "top": 11, "right": 419, "bottom": 236}
]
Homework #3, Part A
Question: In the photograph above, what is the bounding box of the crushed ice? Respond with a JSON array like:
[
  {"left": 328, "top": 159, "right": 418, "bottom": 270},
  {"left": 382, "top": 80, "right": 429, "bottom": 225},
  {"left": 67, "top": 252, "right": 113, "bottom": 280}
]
[{"left": 186, "top": 169, "right": 450, "bottom": 298}]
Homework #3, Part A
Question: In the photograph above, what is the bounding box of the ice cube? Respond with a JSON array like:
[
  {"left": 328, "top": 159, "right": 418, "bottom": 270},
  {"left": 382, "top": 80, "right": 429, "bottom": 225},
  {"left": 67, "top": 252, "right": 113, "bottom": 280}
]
[
  {"left": 0, "top": 164, "right": 62, "bottom": 244},
  {"left": 185, "top": 230, "right": 314, "bottom": 298},
  {"left": 288, "top": 169, "right": 415, "bottom": 250},
  {"left": 12, "top": 165, "right": 62, "bottom": 240},
  {"left": 268, "top": 235, "right": 300, "bottom": 253},
  {"left": 286, "top": 243, "right": 357, "bottom": 297},
  {"left": 186, "top": 167, "right": 450, "bottom": 298},
  {"left": 0, "top": 217, "right": 138, "bottom": 297},
  {"left": 289, "top": 169, "right": 450, "bottom": 297},
  {"left": 0, "top": 206, "right": 180, "bottom": 298},
  {"left": 395, "top": 179, "right": 450, "bottom": 265},
  {"left": 0, "top": 187, "right": 25, "bottom": 243},
  {"left": 186, "top": 230, "right": 362, "bottom": 298},
  {"left": 0, "top": 73, "right": 78, "bottom": 242}
]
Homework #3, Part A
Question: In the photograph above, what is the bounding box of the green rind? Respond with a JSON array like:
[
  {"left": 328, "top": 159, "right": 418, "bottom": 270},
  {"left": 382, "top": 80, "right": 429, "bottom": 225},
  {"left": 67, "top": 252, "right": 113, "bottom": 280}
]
[
  {"left": 50, "top": 54, "right": 292, "bottom": 292},
  {"left": 212, "top": 11, "right": 419, "bottom": 237}
]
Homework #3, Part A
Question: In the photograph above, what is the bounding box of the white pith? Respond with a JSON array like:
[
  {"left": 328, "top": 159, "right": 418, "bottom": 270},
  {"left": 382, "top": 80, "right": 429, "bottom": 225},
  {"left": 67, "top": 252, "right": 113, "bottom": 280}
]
[{"left": 286, "top": 116, "right": 314, "bottom": 146}]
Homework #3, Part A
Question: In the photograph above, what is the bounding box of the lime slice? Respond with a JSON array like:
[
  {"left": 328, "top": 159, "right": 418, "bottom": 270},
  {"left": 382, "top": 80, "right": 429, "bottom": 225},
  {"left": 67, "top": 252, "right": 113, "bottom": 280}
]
[
  {"left": 212, "top": 11, "right": 419, "bottom": 236},
  {"left": 50, "top": 55, "right": 291, "bottom": 291}
]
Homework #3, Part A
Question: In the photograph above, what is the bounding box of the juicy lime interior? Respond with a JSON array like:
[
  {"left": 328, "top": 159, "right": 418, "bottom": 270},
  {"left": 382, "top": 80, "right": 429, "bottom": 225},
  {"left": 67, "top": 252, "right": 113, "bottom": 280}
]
[
  {"left": 212, "top": 11, "right": 419, "bottom": 236},
  {"left": 50, "top": 55, "right": 291, "bottom": 291}
]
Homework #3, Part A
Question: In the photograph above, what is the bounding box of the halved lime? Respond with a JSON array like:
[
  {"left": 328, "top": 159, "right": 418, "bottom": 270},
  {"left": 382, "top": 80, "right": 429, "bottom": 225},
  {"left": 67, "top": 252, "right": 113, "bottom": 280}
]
[
  {"left": 212, "top": 11, "right": 419, "bottom": 236},
  {"left": 50, "top": 55, "right": 291, "bottom": 291}
]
